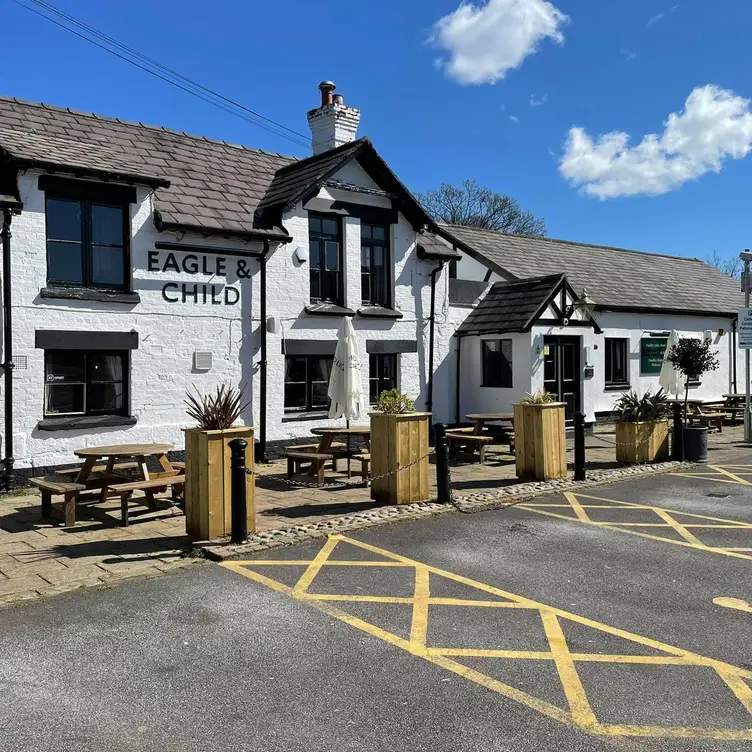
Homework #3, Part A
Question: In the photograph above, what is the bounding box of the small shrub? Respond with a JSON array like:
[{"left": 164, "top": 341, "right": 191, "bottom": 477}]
[
  {"left": 614, "top": 389, "right": 670, "bottom": 423},
  {"left": 519, "top": 390, "right": 555, "bottom": 405},
  {"left": 375, "top": 389, "right": 415, "bottom": 414},
  {"left": 665, "top": 339, "right": 720, "bottom": 424},
  {"left": 185, "top": 383, "right": 249, "bottom": 430}
]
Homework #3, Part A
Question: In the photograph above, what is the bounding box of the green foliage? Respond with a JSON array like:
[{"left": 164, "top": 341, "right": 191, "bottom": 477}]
[
  {"left": 519, "top": 390, "right": 555, "bottom": 404},
  {"left": 375, "top": 389, "right": 415, "bottom": 414},
  {"left": 185, "top": 383, "right": 249, "bottom": 430},
  {"left": 614, "top": 390, "right": 671, "bottom": 423},
  {"left": 665, "top": 339, "right": 720, "bottom": 381}
]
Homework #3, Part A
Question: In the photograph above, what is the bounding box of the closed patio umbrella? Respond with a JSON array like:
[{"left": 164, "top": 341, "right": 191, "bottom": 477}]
[
  {"left": 328, "top": 318, "right": 365, "bottom": 422},
  {"left": 658, "top": 330, "right": 684, "bottom": 397}
]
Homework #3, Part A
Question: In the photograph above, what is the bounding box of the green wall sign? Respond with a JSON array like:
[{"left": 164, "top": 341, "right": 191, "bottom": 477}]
[{"left": 640, "top": 337, "right": 668, "bottom": 375}]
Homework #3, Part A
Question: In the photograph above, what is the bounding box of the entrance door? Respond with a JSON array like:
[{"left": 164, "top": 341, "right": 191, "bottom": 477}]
[{"left": 543, "top": 336, "right": 582, "bottom": 420}]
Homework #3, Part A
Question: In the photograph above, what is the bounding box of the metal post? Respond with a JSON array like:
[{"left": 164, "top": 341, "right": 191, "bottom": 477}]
[
  {"left": 258, "top": 241, "right": 269, "bottom": 462},
  {"left": 672, "top": 402, "right": 684, "bottom": 461},
  {"left": 745, "top": 253, "right": 751, "bottom": 444},
  {"left": 1, "top": 209, "right": 14, "bottom": 492},
  {"left": 229, "top": 438, "right": 248, "bottom": 544},
  {"left": 433, "top": 422, "right": 452, "bottom": 504},
  {"left": 573, "top": 411, "right": 586, "bottom": 481}
]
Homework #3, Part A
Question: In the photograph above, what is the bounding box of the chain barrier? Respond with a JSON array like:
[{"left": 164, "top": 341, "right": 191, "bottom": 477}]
[{"left": 244, "top": 450, "right": 435, "bottom": 491}]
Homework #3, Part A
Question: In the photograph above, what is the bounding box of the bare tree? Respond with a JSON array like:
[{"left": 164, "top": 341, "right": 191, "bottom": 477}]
[
  {"left": 417, "top": 180, "right": 546, "bottom": 236},
  {"left": 706, "top": 250, "right": 742, "bottom": 279}
]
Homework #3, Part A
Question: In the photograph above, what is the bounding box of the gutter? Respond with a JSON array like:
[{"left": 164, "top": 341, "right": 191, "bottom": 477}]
[
  {"left": 426, "top": 262, "right": 444, "bottom": 417},
  {"left": 1, "top": 209, "right": 14, "bottom": 490},
  {"left": 732, "top": 317, "right": 738, "bottom": 393},
  {"left": 258, "top": 240, "right": 270, "bottom": 462}
]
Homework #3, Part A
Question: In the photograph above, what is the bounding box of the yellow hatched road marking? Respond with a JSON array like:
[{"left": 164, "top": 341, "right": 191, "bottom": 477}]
[
  {"left": 517, "top": 492, "right": 752, "bottom": 562},
  {"left": 671, "top": 464, "right": 752, "bottom": 486},
  {"left": 221, "top": 535, "right": 752, "bottom": 740}
]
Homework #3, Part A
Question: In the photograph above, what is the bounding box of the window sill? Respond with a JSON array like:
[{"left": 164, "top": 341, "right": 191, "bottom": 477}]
[
  {"left": 604, "top": 384, "right": 631, "bottom": 392},
  {"left": 480, "top": 384, "right": 513, "bottom": 389},
  {"left": 41, "top": 287, "right": 140, "bottom": 305},
  {"left": 282, "top": 411, "right": 329, "bottom": 423},
  {"left": 36, "top": 415, "right": 137, "bottom": 432},
  {"left": 357, "top": 306, "right": 403, "bottom": 319},
  {"left": 304, "top": 303, "right": 355, "bottom": 317}
]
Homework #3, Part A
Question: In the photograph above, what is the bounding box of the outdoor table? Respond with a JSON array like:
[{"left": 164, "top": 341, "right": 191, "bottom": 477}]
[
  {"left": 74, "top": 443, "right": 176, "bottom": 484},
  {"left": 310, "top": 426, "right": 371, "bottom": 477},
  {"left": 465, "top": 413, "right": 514, "bottom": 435}
]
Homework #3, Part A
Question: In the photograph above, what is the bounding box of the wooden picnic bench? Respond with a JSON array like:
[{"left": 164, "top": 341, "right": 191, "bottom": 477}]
[
  {"left": 350, "top": 453, "right": 370, "bottom": 480},
  {"left": 108, "top": 474, "right": 185, "bottom": 526},
  {"left": 31, "top": 475, "right": 86, "bottom": 527},
  {"left": 445, "top": 432, "right": 495, "bottom": 464},
  {"left": 285, "top": 451, "right": 335, "bottom": 486}
]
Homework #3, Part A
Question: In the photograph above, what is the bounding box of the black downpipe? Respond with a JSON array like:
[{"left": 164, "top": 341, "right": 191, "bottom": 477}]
[
  {"left": 1, "top": 209, "right": 13, "bottom": 491},
  {"left": 258, "top": 240, "right": 269, "bottom": 463},
  {"left": 426, "top": 262, "right": 444, "bottom": 416},
  {"left": 732, "top": 318, "right": 738, "bottom": 394},
  {"left": 454, "top": 335, "right": 462, "bottom": 424}
]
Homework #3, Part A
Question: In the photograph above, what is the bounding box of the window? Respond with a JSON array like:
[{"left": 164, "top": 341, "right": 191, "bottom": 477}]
[
  {"left": 284, "top": 355, "right": 333, "bottom": 413},
  {"left": 369, "top": 354, "right": 397, "bottom": 404},
  {"left": 605, "top": 338, "right": 629, "bottom": 386},
  {"left": 361, "top": 223, "right": 390, "bottom": 306},
  {"left": 45, "top": 195, "right": 128, "bottom": 290},
  {"left": 481, "top": 339, "right": 513, "bottom": 388},
  {"left": 44, "top": 351, "right": 128, "bottom": 417},
  {"left": 309, "top": 214, "right": 342, "bottom": 304}
]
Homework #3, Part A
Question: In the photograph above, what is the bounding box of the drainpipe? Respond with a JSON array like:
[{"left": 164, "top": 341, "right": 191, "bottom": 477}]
[
  {"left": 732, "top": 318, "right": 738, "bottom": 393},
  {"left": 454, "top": 335, "right": 462, "bottom": 425},
  {"left": 258, "top": 240, "right": 269, "bottom": 463},
  {"left": 1, "top": 209, "right": 14, "bottom": 491},
  {"left": 426, "top": 262, "right": 444, "bottom": 416}
]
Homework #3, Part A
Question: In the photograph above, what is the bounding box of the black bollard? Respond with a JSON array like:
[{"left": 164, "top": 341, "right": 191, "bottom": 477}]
[
  {"left": 229, "top": 438, "right": 248, "bottom": 544},
  {"left": 573, "top": 411, "right": 586, "bottom": 481},
  {"left": 672, "top": 402, "right": 684, "bottom": 461},
  {"left": 433, "top": 422, "right": 453, "bottom": 504}
]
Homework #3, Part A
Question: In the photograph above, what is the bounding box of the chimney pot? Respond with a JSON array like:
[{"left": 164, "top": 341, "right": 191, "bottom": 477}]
[
  {"left": 318, "top": 81, "right": 336, "bottom": 107},
  {"left": 332, "top": 94, "right": 344, "bottom": 105}
]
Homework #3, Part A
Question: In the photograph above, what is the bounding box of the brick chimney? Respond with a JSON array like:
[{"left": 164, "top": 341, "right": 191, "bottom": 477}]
[{"left": 307, "top": 81, "right": 361, "bottom": 155}]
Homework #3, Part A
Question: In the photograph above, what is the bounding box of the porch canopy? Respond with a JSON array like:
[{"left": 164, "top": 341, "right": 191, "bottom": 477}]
[{"left": 455, "top": 273, "right": 601, "bottom": 338}]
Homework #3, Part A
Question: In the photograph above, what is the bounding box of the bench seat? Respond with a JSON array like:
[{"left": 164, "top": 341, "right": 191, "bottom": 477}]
[
  {"left": 108, "top": 475, "right": 185, "bottom": 526},
  {"left": 30, "top": 475, "right": 86, "bottom": 527},
  {"left": 55, "top": 462, "right": 139, "bottom": 477},
  {"left": 446, "top": 433, "right": 495, "bottom": 464},
  {"left": 284, "top": 451, "right": 334, "bottom": 486}
]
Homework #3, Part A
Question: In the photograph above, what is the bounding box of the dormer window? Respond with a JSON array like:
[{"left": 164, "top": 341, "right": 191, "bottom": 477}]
[
  {"left": 41, "top": 176, "right": 133, "bottom": 293},
  {"left": 361, "top": 223, "right": 390, "bottom": 307},
  {"left": 308, "top": 213, "right": 343, "bottom": 304}
]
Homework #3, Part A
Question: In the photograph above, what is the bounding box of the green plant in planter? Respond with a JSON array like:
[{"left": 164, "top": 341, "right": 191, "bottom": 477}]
[
  {"left": 664, "top": 339, "right": 720, "bottom": 425},
  {"left": 519, "top": 390, "right": 555, "bottom": 404},
  {"left": 185, "top": 383, "right": 249, "bottom": 430},
  {"left": 614, "top": 390, "right": 671, "bottom": 423},
  {"left": 375, "top": 389, "right": 415, "bottom": 414}
]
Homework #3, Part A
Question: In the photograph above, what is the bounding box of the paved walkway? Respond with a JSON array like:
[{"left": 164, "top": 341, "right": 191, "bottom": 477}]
[{"left": 0, "top": 424, "right": 748, "bottom": 608}]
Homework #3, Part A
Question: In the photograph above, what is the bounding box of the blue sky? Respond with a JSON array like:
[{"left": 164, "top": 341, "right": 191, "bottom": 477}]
[{"left": 2, "top": 0, "right": 752, "bottom": 263}]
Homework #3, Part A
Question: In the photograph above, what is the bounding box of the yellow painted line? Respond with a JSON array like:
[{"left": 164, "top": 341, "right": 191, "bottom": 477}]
[
  {"left": 221, "top": 535, "right": 752, "bottom": 740},
  {"left": 235, "top": 560, "right": 410, "bottom": 567},
  {"left": 563, "top": 492, "right": 591, "bottom": 522},
  {"left": 714, "top": 597, "right": 752, "bottom": 614},
  {"left": 710, "top": 466, "right": 752, "bottom": 486},
  {"left": 306, "top": 594, "right": 414, "bottom": 604},
  {"left": 652, "top": 508, "right": 704, "bottom": 546}
]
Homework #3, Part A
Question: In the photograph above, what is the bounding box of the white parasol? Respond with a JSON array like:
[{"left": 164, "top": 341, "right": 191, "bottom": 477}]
[
  {"left": 658, "top": 330, "right": 684, "bottom": 397},
  {"left": 328, "top": 318, "right": 365, "bottom": 422}
]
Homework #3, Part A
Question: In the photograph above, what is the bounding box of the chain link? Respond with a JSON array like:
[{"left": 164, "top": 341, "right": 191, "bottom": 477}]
[{"left": 244, "top": 450, "right": 435, "bottom": 490}]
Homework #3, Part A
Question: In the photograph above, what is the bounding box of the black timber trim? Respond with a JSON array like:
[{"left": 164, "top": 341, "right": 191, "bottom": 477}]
[
  {"left": 35, "top": 330, "right": 139, "bottom": 350},
  {"left": 19, "top": 161, "right": 169, "bottom": 190},
  {"left": 155, "top": 215, "right": 291, "bottom": 243},
  {"left": 283, "top": 340, "right": 337, "bottom": 356},
  {"left": 366, "top": 340, "right": 417, "bottom": 355},
  {"left": 38, "top": 175, "right": 138, "bottom": 204},
  {"left": 595, "top": 304, "right": 738, "bottom": 318},
  {"left": 154, "top": 241, "right": 264, "bottom": 258},
  {"left": 327, "top": 201, "right": 398, "bottom": 225},
  {"left": 36, "top": 414, "right": 137, "bottom": 432},
  {"left": 526, "top": 276, "right": 603, "bottom": 334},
  {"left": 41, "top": 287, "right": 140, "bottom": 305}
]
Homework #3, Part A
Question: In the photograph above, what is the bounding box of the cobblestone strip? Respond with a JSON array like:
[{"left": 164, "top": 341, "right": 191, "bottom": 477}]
[{"left": 203, "top": 460, "right": 690, "bottom": 561}]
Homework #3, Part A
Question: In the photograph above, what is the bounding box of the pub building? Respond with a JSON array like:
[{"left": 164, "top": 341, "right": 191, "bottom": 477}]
[{"left": 0, "top": 82, "right": 743, "bottom": 485}]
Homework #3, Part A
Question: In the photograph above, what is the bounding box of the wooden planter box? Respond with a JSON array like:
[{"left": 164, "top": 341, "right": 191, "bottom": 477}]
[
  {"left": 370, "top": 412, "right": 430, "bottom": 505},
  {"left": 184, "top": 425, "right": 255, "bottom": 540},
  {"left": 513, "top": 402, "right": 567, "bottom": 481},
  {"left": 615, "top": 420, "right": 669, "bottom": 464}
]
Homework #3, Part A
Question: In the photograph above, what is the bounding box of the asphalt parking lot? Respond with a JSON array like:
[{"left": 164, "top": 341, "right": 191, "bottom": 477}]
[{"left": 0, "top": 462, "right": 750, "bottom": 751}]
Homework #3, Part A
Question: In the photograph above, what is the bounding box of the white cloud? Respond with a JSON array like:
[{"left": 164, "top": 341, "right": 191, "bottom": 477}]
[
  {"left": 647, "top": 11, "right": 665, "bottom": 27},
  {"left": 509, "top": 115, "right": 520, "bottom": 124},
  {"left": 559, "top": 84, "right": 752, "bottom": 199},
  {"left": 429, "top": 0, "right": 569, "bottom": 85},
  {"left": 529, "top": 93, "right": 547, "bottom": 107},
  {"left": 620, "top": 48, "right": 637, "bottom": 61}
]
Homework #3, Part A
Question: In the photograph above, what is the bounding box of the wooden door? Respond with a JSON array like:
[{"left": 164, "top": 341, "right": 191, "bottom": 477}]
[{"left": 543, "top": 336, "right": 582, "bottom": 420}]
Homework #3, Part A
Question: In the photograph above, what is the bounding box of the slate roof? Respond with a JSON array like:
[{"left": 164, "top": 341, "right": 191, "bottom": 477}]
[
  {"left": 456, "top": 274, "right": 565, "bottom": 336},
  {"left": 0, "top": 96, "right": 295, "bottom": 238},
  {"left": 416, "top": 229, "right": 460, "bottom": 260},
  {"left": 442, "top": 224, "right": 744, "bottom": 316}
]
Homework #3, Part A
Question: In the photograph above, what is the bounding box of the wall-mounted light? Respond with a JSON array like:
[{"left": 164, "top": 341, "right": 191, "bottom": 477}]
[
  {"left": 718, "top": 328, "right": 725, "bottom": 337},
  {"left": 703, "top": 330, "right": 713, "bottom": 342},
  {"left": 294, "top": 246, "right": 308, "bottom": 264}
]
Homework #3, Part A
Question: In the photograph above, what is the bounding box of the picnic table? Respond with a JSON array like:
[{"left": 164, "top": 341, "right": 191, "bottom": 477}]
[
  {"left": 32, "top": 443, "right": 183, "bottom": 526},
  {"left": 445, "top": 413, "right": 515, "bottom": 464},
  {"left": 465, "top": 413, "right": 514, "bottom": 434}
]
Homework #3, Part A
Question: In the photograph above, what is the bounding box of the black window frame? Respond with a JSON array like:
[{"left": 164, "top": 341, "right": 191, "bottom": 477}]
[
  {"left": 361, "top": 222, "right": 391, "bottom": 307},
  {"left": 43, "top": 350, "right": 130, "bottom": 418},
  {"left": 308, "top": 213, "right": 344, "bottom": 305},
  {"left": 481, "top": 339, "right": 513, "bottom": 388},
  {"left": 284, "top": 354, "right": 334, "bottom": 414},
  {"left": 44, "top": 191, "right": 131, "bottom": 292},
  {"left": 605, "top": 338, "right": 630, "bottom": 387},
  {"left": 369, "top": 353, "right": 398, "bottom": 404}
]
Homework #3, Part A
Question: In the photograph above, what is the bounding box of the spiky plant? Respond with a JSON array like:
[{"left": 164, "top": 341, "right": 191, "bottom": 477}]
[
  {"left": 185, "top": 383, "right": 249, "bottom": 430},
  {"left": 375, "top": 389, "right": 415, "bottom": 414},
  {"left": 614, "top": 389, "right": 671, "bottom": 423},
  {"left": 519, "top": 390, "right": 555, "bottom": 405}
]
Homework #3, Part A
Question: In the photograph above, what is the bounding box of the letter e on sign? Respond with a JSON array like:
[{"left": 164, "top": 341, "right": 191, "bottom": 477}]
[{"left": 738, "top": 308, "right": 752, "bottom": 349}]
